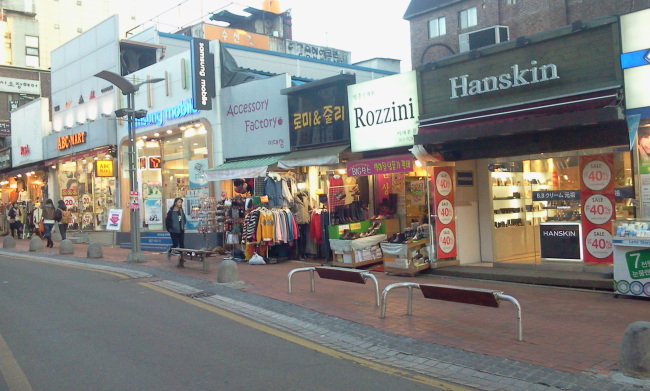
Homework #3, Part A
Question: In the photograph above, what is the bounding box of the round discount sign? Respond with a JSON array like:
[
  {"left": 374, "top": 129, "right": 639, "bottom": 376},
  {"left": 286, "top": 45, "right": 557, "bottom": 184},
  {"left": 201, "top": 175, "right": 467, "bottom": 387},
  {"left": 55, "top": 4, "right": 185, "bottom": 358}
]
[
  {"left": 585, "top": 228, "right": 613, "bottom": 259},
  {"left": 436, "top": 170, "right": 452, "bottom": 197},
  {"left": 81, "top": 194, "right": 92, "bottom": 211},
  {"left": 583, "top": 195, "right": 613, "bottom": 225},
  {"left": 581, "top": 160, "right": 611, "bottom": 191},
  {"left": 63, "top": 196, "right": 76, "bottom": 209},
  {"left": 438, "top": 227, "right": 455, "bottom": 254},
  {"left": 437, "top": 199, "right": 454, "bottom": 225},
  {"left": 82, "top": 213, "right": 94, "bottom": 228}
]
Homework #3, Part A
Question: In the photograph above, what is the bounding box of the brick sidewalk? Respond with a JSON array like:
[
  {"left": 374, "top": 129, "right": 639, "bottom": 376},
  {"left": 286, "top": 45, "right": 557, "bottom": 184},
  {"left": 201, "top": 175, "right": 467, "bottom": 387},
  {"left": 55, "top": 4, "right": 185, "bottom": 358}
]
[{"left": 7, "top": 237, "right": 649, "bottom": 376}]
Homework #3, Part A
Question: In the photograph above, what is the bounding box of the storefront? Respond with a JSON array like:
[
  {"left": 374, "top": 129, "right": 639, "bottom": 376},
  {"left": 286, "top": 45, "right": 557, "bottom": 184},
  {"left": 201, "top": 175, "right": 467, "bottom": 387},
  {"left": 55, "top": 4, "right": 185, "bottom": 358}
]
[{"left": 414, "top": 16, "right": 631, "bottom": 267}]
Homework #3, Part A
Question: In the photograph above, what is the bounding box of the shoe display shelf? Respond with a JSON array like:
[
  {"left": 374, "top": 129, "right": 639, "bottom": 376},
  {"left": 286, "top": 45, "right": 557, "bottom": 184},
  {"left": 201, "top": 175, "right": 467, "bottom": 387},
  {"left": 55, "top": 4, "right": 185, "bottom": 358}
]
[
  {"left": 327, "top": 218, "right": 399, "bottom": 240},
  {"left": 381, "top": 238, "right": 430, "bottom": 276},
  {"left": 330, "top": 234, "right": 387, "bottom": 268}
]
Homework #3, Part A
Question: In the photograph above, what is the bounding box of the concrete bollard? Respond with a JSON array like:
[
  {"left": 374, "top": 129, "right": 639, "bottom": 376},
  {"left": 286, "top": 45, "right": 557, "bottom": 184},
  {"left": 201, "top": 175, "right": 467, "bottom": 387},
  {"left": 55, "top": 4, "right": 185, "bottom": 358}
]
[
  {"left": 29, "top": 236, "right": 43, "bottom": 252},
  {"left": 217, "top": 259, "right": 239, "bottom": 283},
  {"left": 620, "top": 321, "right": 650, "bottom": 379},
  {"left": 86, "top": 242, "right": 103, "bottom": 259},
  {"left": 3, "top": 235, "right": 15, "bottom": 249},
  {"left": 59, "top": 239, "right": 74, "bottom": 254}
]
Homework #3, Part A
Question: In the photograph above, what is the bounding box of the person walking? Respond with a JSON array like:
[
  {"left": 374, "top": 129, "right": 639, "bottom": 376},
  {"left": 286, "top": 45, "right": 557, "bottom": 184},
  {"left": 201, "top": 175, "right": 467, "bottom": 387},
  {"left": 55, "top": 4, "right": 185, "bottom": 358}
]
[
  {"left": 41, "top": 199, "right": 57, "bottom": 248},
  {"left": 165, "top": 198, "right": 186, "bottom": 260},
  {"left": 54, "top": 200, "right": 69, "bottom": 240}
]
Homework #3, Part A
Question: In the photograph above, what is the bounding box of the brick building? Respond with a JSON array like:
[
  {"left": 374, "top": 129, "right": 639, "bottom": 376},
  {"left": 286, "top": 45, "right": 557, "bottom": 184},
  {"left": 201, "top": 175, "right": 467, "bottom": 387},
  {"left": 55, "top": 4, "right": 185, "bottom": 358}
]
[{"left": 405, "top": 0, "right": 650, "bottom": 67}]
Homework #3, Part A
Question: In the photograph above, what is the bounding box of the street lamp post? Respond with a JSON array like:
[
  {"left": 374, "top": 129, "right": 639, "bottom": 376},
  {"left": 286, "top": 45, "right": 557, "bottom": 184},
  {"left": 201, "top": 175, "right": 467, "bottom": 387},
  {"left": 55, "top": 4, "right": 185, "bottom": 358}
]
[{"left": 95, "top": 70, "right": 164, "bottom": 263}]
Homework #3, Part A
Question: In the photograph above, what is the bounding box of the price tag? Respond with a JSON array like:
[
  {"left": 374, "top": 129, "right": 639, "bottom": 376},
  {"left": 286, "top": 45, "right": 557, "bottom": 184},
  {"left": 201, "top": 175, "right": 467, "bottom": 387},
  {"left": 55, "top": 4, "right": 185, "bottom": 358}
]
[
  {"left": 436, "top": 170, "right": 452, "bottom": 197},
  {"left": 585, "top": 228, "right": 613, "bottom": 259},
  {"left": 438, "top": 227, "right": 455, "bottom": 254},
  {"left": 581, "top": 160, "right": 611, "bottom": 191},
  {"left": 583, "top": 195, "right": 613, "bottom": 225},
  {"left": 437, "top": 199, "right": 454, "bottom": 225}
]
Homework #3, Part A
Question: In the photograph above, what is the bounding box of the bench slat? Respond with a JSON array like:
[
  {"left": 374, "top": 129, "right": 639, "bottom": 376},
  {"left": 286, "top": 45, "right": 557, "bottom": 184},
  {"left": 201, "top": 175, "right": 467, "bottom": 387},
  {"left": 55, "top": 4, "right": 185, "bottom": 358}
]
[
  {"left": 315, "top": 267, "right": 366, "bottom": 284},
  {"left": 419, "top": 284, "right": 501, "bottom": 308}
]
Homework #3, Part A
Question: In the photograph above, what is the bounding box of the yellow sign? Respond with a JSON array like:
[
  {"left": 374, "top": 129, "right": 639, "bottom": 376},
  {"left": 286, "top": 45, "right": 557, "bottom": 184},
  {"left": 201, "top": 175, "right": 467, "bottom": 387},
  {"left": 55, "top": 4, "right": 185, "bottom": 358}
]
[{"left": 94, "top": 160, "right": 115, "bottom": 177}]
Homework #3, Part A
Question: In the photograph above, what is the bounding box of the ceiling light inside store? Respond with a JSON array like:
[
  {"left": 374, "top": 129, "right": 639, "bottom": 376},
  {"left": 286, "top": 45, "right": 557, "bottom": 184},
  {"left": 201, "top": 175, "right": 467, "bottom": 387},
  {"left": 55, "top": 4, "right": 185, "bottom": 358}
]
[
  {"left": 154, "top": 133, "right": 160, "bottom": 137},
  {"left": 51, "top": 165, "right": 56, "bottom": 169},
  {"left": 337, "top": 169, "right": 346, "bottom": 175},
  {"left": 414, "top": 160, "right": 422, "bottom": 167},
  {"left": 180, "top": 126, "right": 186, "bottom": 130},
  {"left": 166, "top": 129, "right": 172, "bottom": 134},
  {"left": 197, "top": 126, "right": 207, "bottom": 135},
  {"left": 16, "top": 174, "right": 21, "bottom": 177},
  {"left": 0, "top": 180, "right": 7, "bottom": 185},
  {"left": 184, "top": 128, "right": 196, "bottom": 137},
  {"left": 141, "top": 135, "right": 148, "bottom": 140},
  {"left": 136, "top": 140, "right": 145, "bottom": 148},
  {"left": 93, "top": 156, "right": 98, "bottom": 160},
  {"left": 9, "top": 184, "right": 16, "bottom": 188},
  {"left": 177, "top": 137, "right": 182, "bottom": 141}
]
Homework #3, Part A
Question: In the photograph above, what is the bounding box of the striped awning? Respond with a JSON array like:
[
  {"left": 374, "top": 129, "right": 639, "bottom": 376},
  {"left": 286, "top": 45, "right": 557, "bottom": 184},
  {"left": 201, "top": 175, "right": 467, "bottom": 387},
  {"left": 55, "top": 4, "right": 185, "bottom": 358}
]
[{"left": 204, "top": 154, "right": 285, "bottom": 181}]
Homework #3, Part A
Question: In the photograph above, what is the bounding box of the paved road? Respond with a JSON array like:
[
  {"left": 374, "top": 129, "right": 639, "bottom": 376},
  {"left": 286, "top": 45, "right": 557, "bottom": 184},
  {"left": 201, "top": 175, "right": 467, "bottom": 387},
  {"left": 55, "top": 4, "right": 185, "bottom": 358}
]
[{"left": 0, "top": 255, "right": 464, "bottom": 391}]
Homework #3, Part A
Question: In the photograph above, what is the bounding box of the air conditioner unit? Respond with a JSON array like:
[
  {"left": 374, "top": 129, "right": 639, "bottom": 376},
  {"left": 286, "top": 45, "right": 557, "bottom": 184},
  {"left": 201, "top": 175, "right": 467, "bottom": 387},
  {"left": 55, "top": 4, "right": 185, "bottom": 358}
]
[{"left": 459, "top": 25, "right": 509, "bottom": 53}]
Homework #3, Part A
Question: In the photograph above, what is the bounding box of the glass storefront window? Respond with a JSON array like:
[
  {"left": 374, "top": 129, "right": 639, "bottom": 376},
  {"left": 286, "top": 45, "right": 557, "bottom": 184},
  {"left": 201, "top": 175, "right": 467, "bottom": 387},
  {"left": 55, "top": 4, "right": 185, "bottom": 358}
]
[
  {"left": 488, "top": 149, "right": 633, "bottom": 264},
  {"left": 131, "top": 122, "right": 209, "bottom": 231}
]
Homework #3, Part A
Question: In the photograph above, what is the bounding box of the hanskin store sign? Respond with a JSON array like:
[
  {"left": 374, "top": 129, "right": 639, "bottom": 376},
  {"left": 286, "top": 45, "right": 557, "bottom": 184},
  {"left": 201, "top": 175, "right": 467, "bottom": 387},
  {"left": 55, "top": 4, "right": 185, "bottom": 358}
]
[
  {"left": 348, "top": 71, "right": 419, "bottom": 152},
  {"left": 419, "top": 19, "right": 621, "bottom": 119}
]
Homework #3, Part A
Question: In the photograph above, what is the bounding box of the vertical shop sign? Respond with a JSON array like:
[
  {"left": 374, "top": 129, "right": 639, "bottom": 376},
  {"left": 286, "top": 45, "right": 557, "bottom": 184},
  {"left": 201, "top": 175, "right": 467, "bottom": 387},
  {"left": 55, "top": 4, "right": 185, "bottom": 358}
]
[
  {"left": 433, "top": 167, "right": 457, "bottom": 259},
  {"left": 190, "top": 38, "right": 215, "bottom": 111},
  {"left": 580, "top": 155, "right": 615, "bottom": 263}
]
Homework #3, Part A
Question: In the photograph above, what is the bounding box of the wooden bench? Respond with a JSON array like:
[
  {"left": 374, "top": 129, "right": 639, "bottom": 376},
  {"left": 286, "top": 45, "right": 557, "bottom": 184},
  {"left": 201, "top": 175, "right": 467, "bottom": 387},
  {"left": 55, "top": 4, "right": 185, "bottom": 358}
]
[
  {"left": 167, "top": 248, "right": 214, "bottom": 273},
  {"left": 287, "top": 266, "right": 380, "bottom": 307},
  {"left": 380, "top": 282, "right": 523, "bottom": 341}
]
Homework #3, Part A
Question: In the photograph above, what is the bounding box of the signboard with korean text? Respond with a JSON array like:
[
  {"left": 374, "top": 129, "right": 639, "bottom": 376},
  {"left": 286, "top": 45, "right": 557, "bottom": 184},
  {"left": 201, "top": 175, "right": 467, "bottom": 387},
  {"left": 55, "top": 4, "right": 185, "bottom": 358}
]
[
  {"left": 580, "top": 155, "right": 615, "bottom": 264},
  {"left": 106, "top": 209, "right": 123, "bottom": 231},
  {"left": 0, "top": 77, "right": 40, "bottom": 94},
  {"left": 285, "top": 40, "right": 350, "bottom": 64},
  {"left": 204, "top": 25, "right": 270, "bottom": 50},
  {"left": 432, "top": 167, "right": 457, "bottom": 259},
  {"left": 0, "top": 120, "right": 10, "bottom": 136},
  {"left": 348, "top": 71, "right": 419, "bottom": 152},
  {"left": 286, "top": 75, "right": 354, "bottom": 149},
  {"left": 346, "top": 155, "right": 414, "bottom": 176}
]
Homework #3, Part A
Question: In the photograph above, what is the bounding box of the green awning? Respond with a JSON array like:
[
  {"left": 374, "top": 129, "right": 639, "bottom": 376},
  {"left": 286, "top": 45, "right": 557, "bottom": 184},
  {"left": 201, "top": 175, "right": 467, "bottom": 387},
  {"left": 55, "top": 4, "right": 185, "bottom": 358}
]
[
  {"left": 204, "top": 154, "right": 285, "bottom": 181},
  {"left": 277, "top": 145, "right": 348, "bottom": 168}
]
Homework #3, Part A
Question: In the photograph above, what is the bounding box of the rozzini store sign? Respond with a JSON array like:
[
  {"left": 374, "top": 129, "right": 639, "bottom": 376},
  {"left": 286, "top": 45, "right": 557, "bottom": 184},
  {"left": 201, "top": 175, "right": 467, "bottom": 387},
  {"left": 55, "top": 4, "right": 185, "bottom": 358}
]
[{"left": 449, "top": 60, "right": 560, "bottom": 99}]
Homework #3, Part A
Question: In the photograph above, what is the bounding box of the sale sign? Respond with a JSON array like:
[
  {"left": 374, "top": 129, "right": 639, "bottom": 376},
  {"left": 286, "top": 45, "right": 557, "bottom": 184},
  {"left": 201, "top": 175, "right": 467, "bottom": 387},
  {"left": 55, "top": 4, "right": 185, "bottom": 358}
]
[
  {"left": 580, "top": 155, "right": 615, "bottom": 263},
  {"left": 433, "top": 167, "right": 457, "bottom": 259}
]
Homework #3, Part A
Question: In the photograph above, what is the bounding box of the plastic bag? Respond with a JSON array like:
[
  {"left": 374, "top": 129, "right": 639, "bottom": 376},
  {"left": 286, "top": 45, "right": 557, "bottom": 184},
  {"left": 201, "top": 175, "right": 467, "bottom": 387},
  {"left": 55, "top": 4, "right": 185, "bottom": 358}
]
[{"left": 248, "top": 252, "right": 266, "bottom": 265}]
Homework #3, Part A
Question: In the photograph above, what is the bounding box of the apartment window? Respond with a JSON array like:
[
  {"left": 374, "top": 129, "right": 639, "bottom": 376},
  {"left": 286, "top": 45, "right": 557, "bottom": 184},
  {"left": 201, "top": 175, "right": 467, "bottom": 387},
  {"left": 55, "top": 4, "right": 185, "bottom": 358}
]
[
  {"left": 25, "top": 35, "right": 39, "bottom": 67},
  {"left": 459, "top": 7, "right": 478, "bottom": 29},
  {"left": 428, "top": 17, "right": 446, "bottom": 38}
]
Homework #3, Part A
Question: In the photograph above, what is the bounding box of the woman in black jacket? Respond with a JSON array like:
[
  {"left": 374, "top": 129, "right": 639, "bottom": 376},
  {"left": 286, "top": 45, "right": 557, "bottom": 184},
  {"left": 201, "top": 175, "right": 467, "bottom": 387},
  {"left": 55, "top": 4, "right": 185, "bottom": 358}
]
[
  {"left": 41, "top": 199, "right": 57, "bottom": 248},
  {"left": 165, "top": 198, "right": 187, "bottom": 259}
]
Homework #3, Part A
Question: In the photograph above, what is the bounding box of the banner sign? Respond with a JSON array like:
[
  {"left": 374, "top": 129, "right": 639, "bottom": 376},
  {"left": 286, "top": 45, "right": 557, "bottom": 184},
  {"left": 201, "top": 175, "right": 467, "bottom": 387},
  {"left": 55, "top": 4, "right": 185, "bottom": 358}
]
[
  {"left": 532, "top": 190, "right": 580, "bottom": 201},
  {"left": 433, "top": 167, "right": 457, "bottom": 259},
  {"left": 190, "top": 38, "right": 215, "bottom": 111},
  {"left": 106, "top": 209, "right": 123, "bottom": 231},
  {"left": 580, "top": 155, "right": 615, "bottom": 263},
  {"left": 346, "top": 155, "right": 413, "bottom": 176},
  {"left": 540, "top": 223, "right": 582, "bottom": 260}
]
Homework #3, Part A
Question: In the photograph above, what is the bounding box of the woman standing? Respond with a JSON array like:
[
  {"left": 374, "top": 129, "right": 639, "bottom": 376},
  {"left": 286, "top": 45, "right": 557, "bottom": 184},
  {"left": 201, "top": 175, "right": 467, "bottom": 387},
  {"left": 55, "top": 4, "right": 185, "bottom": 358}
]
[
  {"left": 41, "top": 199, "right": 57, "bottom": 248},
  {"left": 55, "top": 200, "right": 68, "bottom": 240},
  {"left": 165, "top": 198, "right": 187, "bottom": 257}
]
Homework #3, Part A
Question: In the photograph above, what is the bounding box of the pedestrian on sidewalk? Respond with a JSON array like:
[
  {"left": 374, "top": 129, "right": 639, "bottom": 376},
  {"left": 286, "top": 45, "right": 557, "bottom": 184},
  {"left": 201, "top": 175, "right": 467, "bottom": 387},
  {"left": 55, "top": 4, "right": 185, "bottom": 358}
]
[
  {"left": 7, "top": 202, "right": 23, "bottom": 238},
  {"left": 54, "top": 200, "right": 69, "bottom": 240},
  {"left": 165, "top": 198, "right": 186, "bottom": 255},
  {"left": 41, "top": 199, "right": 56, "bottom": 248}
]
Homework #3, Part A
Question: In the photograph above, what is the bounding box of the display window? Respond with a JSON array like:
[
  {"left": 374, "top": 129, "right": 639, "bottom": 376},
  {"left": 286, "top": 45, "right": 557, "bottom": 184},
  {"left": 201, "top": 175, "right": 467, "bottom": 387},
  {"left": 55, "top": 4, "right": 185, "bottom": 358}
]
[
  {"left": 128, "top": 122, "right": 209, "bottom": 231},
  {"left": 488, "top": 149, "right": 633, "bottom": 264},
  {"left": 54, "top": 151, "right": 116, "bottom": 231}
]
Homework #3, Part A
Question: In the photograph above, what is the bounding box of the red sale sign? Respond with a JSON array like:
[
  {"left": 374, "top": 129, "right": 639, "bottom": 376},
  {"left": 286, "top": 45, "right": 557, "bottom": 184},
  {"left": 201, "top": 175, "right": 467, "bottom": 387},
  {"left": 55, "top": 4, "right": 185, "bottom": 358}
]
[
  {"left": 579, "top": 155, "right": 614, "bottom": 264},
  {"left": 432, "top": 167, "right": 457, "bottom": 259}
]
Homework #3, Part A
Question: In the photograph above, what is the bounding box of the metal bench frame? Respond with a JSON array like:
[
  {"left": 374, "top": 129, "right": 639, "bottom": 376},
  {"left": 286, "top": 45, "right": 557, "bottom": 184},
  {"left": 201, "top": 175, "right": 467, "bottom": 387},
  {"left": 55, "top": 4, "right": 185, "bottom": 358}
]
[
  {"left": 167, "top": 248, "right": 214, "bottom": 273},
  {"left": 287, "top": 266, "right": 380, "bottom": 307},
  {"left": 380, "top": 282, "right": 523, "bottom": 341}
]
